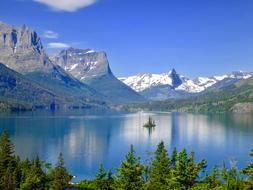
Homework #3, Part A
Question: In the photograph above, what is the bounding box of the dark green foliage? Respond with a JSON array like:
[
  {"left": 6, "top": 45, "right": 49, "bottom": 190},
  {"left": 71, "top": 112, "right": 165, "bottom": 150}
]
[
  {"left": 143, "top": 116, "right": 156, "bottom": 129},
  {"left": 204, "top": 166, "right": 221, "bottom": 188},
  {"left": 221, "top": 164, "right": 243, "bottom": 190},
  {"left": 51, "top": 153, "right": 72, "bottom": 190},
  {"left": 20, "top": 155, "right": 46, "bottom": 190},
  {"left": 0, "top": 129, "right": 14, "bottom": 174},
  {"left": 0, "top": 63, "right": 107, "bottom": 112},
  {"left": 95, "top": 164, "right": 113, "bottom": 190},
  {"left": 173, "top": 149, "right": 207, "bottom": 189},
  {"left": 70, "top": 179, "right": 96, "bottom": 189},
  {"left": 171, "top": 147, "right": 178, "bottom": 168},
  {"left": 147, "top": 141, "right": 171, "bottom": 189},
  {"left": 242, "top": 146, "right": 253, "bottom": 189},
  {"left": 0, "top": 129, "right": 15, "bottom": 189},
  {"left": 19, "top": 158, "right": 31, "bottom": 184},
  {"left": 114, "top": 145, "right": 144, "bottom": 190}
]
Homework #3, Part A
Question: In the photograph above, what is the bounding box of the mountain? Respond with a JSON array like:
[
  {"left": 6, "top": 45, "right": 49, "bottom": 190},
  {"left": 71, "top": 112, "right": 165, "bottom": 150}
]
[
  {"left": 51, "top": 48, "right": 145, "bottom": 104},
  {"left": 120, "top": 69, "right": 252, "bottom": 100},
  {"left": 130, "top": 76, "right": 253, "bottom": 113},
  {"left": 0, "top": 62, "right": 57, "bottom": 111},
  {"left": 0, "top": 22, "right": 105, "bottom": 107}
]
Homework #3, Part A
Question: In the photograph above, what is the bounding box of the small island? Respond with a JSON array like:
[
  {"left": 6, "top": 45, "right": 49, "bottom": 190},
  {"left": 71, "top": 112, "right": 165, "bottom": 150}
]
[{"left": 143, "top": 116, "right": 156, "bottom": 128}]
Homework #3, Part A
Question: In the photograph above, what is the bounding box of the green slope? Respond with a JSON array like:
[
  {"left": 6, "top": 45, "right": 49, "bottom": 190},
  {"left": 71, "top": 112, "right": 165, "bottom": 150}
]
[
  {"left": 0, "top": 63, "right": 59, "bottom": 110},
  {"left": 0, "top": 63, "right": 107, "bottom": 111},
  {"left": 83, "top": 74, "right": 145, "bottom": 104}
]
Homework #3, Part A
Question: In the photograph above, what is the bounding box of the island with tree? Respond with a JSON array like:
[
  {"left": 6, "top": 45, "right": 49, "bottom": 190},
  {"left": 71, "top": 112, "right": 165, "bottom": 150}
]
[{"left": 143, "top": 116, "right": 156, "bottom": 129}]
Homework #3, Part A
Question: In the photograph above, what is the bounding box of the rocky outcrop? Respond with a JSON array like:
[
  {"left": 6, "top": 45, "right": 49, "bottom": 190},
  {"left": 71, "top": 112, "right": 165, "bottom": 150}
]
[
  {"left": 51, "top": 48, "right": 111, "bottom": 80},
  {"left": 0, "top": 22, "right": 53, "bottom": 73},
  {"left": 231, "top": 103, "right": 253, "bottom": 113}
]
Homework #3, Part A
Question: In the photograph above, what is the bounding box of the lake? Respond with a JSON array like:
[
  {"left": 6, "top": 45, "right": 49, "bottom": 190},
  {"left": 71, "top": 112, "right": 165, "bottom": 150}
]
[{"left": 0, "top": 111, "right": 252, "bottom": 182}]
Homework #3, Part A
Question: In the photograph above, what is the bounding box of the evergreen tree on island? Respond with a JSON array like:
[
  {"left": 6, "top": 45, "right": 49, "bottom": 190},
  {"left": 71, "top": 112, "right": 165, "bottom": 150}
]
[{"left": 143, "top": 116, "right": 156, "bottom": 129}]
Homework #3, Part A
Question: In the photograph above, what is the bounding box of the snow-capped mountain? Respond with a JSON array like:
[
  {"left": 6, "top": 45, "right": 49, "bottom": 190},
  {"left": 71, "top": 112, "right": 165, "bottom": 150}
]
[
  {"left": 51, "top": 48, "right": 145, "bottom": 104},
  {"left": 119, "top": 69, "right": 252, "bottom": 100},
  {"left": 50, "top": 48, "right": 111, "bottom": 80},
  {"left": 119, "top": 69, "right": 182, "bottom": 92},
  {"left": 0, "top": 22, "right": 102, "bottom": 102}
]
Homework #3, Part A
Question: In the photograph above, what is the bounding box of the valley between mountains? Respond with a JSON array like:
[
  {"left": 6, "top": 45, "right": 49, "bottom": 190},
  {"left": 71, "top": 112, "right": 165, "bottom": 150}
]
[{"left": 0, "top": 21, "right": 252, "bottom": 113}]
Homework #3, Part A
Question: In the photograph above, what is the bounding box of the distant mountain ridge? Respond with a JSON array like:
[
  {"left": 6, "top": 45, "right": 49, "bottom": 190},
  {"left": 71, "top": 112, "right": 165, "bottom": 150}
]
[
  {"left": 129, "top": 76, "right": 253, "bottom": 113},
  {"left": 120, "top": 69, "right": 252, "bottom": 100}
]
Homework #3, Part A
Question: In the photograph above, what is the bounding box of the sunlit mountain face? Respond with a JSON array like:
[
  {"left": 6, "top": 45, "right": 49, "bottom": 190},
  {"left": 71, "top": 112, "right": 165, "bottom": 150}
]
[{"left": 120, "top": 69, "right": 252, "bottom": 100}]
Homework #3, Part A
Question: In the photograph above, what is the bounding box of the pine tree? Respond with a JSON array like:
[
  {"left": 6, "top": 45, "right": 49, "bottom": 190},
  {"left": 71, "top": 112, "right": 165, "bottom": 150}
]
[
  {"left": 147, "top": 141, "right": 171, "bottom": 189},
  {"left": 0, "top": 129, "right": 15, "bottom": 189},
  {"left": 19, "top": 158, "right": 31, "bottom": 184},
  {"left": 174, "top": 149, "right": 206, "bottom": 189},
  {"left": 0, "top": 129, "right": 14, "bottom": 175},
  {"left": 95, "top": 164, "right": 113, "bottom": 190},
  {"left": 171, "top": 147, "right": 177, "bottom": 168},
  {"left": 242, "top": 145, "right": 253, "bottom": 189},
  {"left": 222, "top": 165, "right": 242, "bottom": 190},
  {"left": 114, "top": 145, "right": 144, "bottom": 190},
  {"left": 50, "top": 153, "right": 72, "bottom": 190},
  {"left": 174, "top": 149, "right": 188, "bottom": 188},
  {"left": 20, "top": 155, "right": 46, "bottom": 190},
  {"left": 12, "top": 156, "right": 22, "bottom": 189},
  {"left": 204, "top": 166, "right": 221, "bottom": 188},
  {"left": 2, "top": 164, "right": 15, "bottom": 190},
  {"left": 186, "top": 152, "right": 206, "bottom": 188}
]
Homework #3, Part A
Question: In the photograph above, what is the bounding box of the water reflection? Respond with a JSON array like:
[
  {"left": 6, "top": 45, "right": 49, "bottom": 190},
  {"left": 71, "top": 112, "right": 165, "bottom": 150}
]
[{"left": 0, "top": 111, "right": 252, "bottom": 181}]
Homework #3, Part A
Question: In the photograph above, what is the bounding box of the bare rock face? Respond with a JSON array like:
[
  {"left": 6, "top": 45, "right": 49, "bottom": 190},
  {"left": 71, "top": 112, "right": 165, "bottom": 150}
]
[
  {"left": 51, "top": 48, "right": 112, "bottom": 80},
  {"left": 0, "top": 22, "right": 53, "bottom": 73},
  {"left": 0, "top": 22, "right": 105, "bottom": 104},
  {"left": 52, "top": 47, "right": 145, "bottom": 104},
  {"left": 231, "top": 103, "right": 253, "bottom": 113}
]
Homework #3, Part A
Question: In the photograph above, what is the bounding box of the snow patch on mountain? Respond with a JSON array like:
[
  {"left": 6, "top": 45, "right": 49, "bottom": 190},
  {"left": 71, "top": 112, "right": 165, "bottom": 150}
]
[
  {"left": 120, "top": 69, "right": 252, "bottom": 95},
  {"left": 119, "top": 73, "right": 174, "bottom": 92}
]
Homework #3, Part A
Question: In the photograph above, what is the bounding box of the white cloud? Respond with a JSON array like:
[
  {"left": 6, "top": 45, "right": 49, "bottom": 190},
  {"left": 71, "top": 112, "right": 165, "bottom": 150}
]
[
  {"left": 43, "top": 30, "right": 59, "bottom": 39},
  {"left": 33, "top": 0, "right": 97, "bottom": 12},
  {"left": 47, "top": 42, "right": 70, "bottom": 49}
]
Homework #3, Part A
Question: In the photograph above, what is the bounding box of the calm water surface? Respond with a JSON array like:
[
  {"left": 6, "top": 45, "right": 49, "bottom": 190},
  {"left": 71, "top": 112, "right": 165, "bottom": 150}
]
[{"left": 0, "top": 111, "right": 252, "bottom": 181}]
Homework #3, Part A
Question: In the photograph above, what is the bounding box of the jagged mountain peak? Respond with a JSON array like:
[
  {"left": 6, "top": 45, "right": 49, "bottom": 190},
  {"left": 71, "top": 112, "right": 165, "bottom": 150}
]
[
  {"left": 168, "top": 68, "right": 177, "bottom": 74},
  {"left": 120, "top": 69, "right": 253, "bottom": 100},
  {"left": 119, "top": 69, "right": 184, "bottom": 92},
  {"left": 0, "top": 22, "right": 51, "bottom": 73},
  {"left": 63, "top": 47, "right": 97, "bottom": 55},
  {"left": 0, "top": 22, "right": 44, "bottom": 54}
]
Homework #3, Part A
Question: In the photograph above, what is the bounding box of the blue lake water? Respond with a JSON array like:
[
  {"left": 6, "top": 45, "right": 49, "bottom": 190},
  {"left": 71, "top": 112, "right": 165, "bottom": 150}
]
[{"left": 0, "top": 111, "right": 252, "bottom": 182}]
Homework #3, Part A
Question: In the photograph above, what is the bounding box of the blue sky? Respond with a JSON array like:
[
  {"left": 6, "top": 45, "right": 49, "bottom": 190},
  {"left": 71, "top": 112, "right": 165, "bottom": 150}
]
[{"left": 1, "top": 0, "right": 253, "bottom": 78}]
